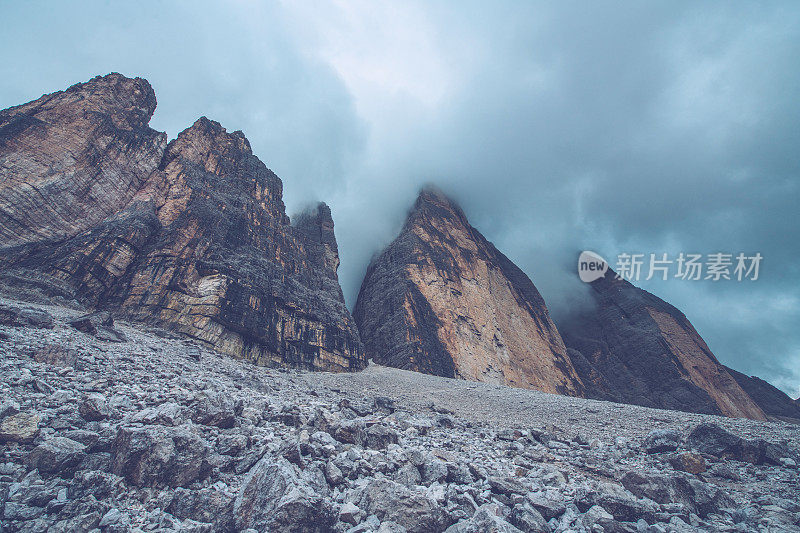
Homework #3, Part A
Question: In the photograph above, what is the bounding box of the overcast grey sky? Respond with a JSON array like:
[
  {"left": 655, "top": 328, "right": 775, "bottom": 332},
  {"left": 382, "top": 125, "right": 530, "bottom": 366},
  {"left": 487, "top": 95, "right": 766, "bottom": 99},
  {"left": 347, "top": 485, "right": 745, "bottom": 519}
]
[{"left": 2, "top": 1, "right": 798, "bottom": 397}]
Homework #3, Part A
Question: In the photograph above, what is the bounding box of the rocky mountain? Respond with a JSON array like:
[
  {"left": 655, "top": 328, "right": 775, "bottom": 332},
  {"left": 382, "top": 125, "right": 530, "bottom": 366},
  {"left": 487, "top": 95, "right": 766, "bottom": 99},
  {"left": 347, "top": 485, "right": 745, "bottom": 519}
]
[
  {"left": 353, "top": 188, "right": 583, "bottom": 395},
  {"left": 0, "top": 73, "right": 365, "bottom": 372},
  {"left": 560, "top": 272, "right": 767, "bottom": 420},
  {"left": 0, "top": 74, "right": 166, "bottom": 248},
  {"left": 724, "top": 366, "right": 800, "bottom": 421}
]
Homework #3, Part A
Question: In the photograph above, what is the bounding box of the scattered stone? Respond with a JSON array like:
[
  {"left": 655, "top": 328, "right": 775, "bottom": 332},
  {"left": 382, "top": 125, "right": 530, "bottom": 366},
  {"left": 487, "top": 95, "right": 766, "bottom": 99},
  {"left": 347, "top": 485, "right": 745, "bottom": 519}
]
[
  {"left": 643, "top": 428, "right": 682, "bottom": 453},
  {"left": 79, "top": 392, "right": 110, "bottom": 421},
  {"left": 0, "top": 411, "right": 41, "bottom": 443},
  {"left": 669, "top": 451, "right": 707, "bottom": 474},
  {"left": 27, "top": 437, "right": 87, "bottom": 476},
  {"left": 68, "top": 311, "right": 127, "bottom": 342}
]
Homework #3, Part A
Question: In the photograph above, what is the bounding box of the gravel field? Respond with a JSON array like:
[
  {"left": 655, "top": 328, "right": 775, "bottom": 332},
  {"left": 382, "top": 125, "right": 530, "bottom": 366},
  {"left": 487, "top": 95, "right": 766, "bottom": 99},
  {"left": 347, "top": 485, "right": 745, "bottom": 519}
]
[
  {"left": 308, "top": 364, "right": 800, "bottom": 445},
  {"left": 1, "top": 295, "right": 799, "bottom": 532}
]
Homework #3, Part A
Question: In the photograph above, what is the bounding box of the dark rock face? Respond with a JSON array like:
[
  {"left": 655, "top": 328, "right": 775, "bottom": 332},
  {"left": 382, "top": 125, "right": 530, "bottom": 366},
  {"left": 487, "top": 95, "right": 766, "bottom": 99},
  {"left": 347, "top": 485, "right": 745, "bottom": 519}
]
[
  {"left": 724, "top": 366, "right": 800, "bottom": 420},
  {"left": 560, "top": 272, "right": 766, "bottom": 419},
  {"left": 112, "top": 118, "right": 364, "bottom": 370},
  {"left": 354, "top": 188, "right": 583, "bottom": 395},
  {"left": 0, "top": 73, "right": 365, "bottom": 372}
]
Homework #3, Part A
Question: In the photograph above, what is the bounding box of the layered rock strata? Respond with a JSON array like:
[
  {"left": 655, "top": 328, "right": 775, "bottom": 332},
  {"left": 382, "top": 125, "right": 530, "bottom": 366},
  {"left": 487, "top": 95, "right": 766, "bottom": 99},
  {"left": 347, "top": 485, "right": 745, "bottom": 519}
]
[
  {"left": 353, "top": 188, "right": 583, "bottom": 395},
  {"left": 0, "top": 73, "right": 364, "bottom": 371}
]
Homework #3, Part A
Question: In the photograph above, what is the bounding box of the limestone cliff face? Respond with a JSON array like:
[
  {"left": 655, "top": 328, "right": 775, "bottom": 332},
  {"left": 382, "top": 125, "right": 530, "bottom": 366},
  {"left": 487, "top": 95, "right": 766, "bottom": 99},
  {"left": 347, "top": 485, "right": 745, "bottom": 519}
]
[
  {"left": 0, "top": 73, "right": 167, "bottom": 246},
  {"left": 0, "top": 74, "right": 364, "bottom": 372},
  {"left": 353, "top": 188, "right": 583, "bottom": 395},
  {"left": 560, "top": 273, "right": 766, "bottom": 420}
]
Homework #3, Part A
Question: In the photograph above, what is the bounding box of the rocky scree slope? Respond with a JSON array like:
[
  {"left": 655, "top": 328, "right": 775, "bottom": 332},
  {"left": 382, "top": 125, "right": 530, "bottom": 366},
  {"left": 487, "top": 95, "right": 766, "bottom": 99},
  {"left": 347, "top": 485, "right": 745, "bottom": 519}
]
[
  {"left": 0, "top": 296, "right": 799, "bottom": 532},
  {"left": 560, "top": 272, "right": 766, "bottom": 420},
  {"left": 0, "top": 73, "right": 364, "bottom": 372},
  {"left": 353, "top": 188, "right": 583, "bottom": 395}
]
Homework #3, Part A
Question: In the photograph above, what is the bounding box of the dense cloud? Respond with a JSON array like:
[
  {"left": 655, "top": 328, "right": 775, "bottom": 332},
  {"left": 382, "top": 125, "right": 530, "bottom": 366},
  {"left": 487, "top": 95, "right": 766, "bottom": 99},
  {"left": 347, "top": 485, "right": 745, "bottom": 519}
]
[{"left": 2, "top": 1, "right": 798, "bottom": 396}]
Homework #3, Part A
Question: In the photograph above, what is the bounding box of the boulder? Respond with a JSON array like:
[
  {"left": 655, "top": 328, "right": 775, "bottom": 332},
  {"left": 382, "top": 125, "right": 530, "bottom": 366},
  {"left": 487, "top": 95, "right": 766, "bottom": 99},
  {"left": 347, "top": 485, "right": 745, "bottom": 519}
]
[
  {"left": 233, "top": 456, "right": 334, "bottom": 532},
  {"left": 111, "top": 424, "right": 211, "bottom": 487},
  {"left": 621, "top": 470, "right": 734, "bottom": 518},
  {"left": 334, "top": 419, "right": 366, "bottom": 445},
  {"left": 669, "top": 452, "right": 707, "bottom": 474},
  {"left": 365, "top": 423, "right": 399, "bottom": 449},
  {"left": 0, "top": 304, "right": 54, "bottom": 329},
  {"left": 0, "top": 411, "right": 41, "bottom": 443},
  {"left": 68, "top": 312, "right": 127, "bottom": 342},
  {"left": 355, "top": 478, "right": 451, "bottom": 533},
  {"left": 687, "top": 423, "right": 795, "bottom": 465},
  {"left": 643, "top": 428, "right": 682, "bottom": 454},
  {"left": 687, "top": 423, "right": 743, "bottom": 457},
  {"left": 167, "top": 486, "right": 235, "bottom": 528},
  {"left": 576, "top": 481, "right": 659, "bottom": 523},
  {"left": 27, "top": 437, "right": 87, "bottom": 477},
  {"left": 445, "top": 503, "right": 523, "bottom": 533},
  {"left": 190, "top": 392, "right": 239, "bottom": 428},
  {"left": 79, "top": 393, "right": 110, "bottom": 421},
  {"left": 509, "top": 502, "right": 550, "bottom": 532}
]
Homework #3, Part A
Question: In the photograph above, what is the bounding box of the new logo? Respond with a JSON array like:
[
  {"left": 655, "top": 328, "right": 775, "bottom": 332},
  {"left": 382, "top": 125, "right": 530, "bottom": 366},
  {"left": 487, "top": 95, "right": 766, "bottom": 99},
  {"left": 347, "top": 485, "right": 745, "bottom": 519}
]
[{"left": 578, "top": 251, "right": 608, "bottom": 283}]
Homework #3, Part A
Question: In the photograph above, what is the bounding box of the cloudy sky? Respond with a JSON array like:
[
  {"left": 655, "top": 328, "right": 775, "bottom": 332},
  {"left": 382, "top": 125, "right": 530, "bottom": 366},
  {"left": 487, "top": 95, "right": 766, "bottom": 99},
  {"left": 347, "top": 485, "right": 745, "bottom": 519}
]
[{"left": 2, "top": 1, "right": 799, "bottom": 397}]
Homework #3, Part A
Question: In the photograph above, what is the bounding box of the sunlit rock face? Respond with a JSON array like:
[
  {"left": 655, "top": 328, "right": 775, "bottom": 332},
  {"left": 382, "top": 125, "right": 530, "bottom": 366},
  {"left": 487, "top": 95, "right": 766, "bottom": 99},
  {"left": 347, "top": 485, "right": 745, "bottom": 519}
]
[
  {"left": 354, "top": 187, "right": 584, "bottom": 395},
  {"left": 0, "top": 73, "right": 167, "bottom": 247},
  {"left": 0, "top": 73, "right": 365, "bottom": 372},
  {"left": 560, "top": 272, "right": 767, "bottom": 420}
]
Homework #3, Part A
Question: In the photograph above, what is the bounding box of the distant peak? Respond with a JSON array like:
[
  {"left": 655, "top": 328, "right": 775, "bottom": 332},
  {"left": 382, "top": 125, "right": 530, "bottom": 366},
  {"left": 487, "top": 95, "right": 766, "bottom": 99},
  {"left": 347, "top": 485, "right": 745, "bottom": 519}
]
[
  {"left": 175, "top": 116, "right": 252, "bottom": 154},
  {"left": 408, "top": 185, "right": 470, "bottom": 229}
]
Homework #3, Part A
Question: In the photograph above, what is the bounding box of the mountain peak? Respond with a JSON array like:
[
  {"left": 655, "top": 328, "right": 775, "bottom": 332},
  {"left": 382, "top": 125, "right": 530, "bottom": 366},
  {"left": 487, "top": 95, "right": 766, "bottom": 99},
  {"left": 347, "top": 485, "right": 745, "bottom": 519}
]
[{"left": 355, "top": 189, "right": 583, "bottom": 395}]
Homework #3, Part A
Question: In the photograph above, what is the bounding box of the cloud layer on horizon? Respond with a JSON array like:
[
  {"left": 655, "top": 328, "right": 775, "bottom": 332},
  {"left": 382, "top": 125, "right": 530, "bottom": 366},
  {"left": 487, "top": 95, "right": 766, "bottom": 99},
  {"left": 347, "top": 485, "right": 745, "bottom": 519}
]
[{"left": 2, "top": 1, "right": 798, "bottom": 397}]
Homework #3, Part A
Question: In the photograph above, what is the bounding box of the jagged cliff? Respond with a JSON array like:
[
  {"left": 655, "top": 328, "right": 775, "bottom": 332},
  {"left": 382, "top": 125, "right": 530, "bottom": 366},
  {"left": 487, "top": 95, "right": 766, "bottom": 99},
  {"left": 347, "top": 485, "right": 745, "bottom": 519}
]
[
  {"left": 560, "top": 272, "right": 766, "bottom": 420},
  {"left": 0, "top": 74, "right": 166, "bottom": 247},
  {"left": 353, "top": 188, "right": 583, "bottom": 395},
  {"left": 0, "top": 73, "right": 365, "bottom": 372}
]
